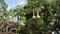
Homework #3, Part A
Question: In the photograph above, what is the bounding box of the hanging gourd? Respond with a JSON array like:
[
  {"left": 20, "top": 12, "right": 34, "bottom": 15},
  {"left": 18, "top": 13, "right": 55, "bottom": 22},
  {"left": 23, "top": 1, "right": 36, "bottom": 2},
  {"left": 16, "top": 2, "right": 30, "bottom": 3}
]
[
  {"left": 20, "top": 22, "right": 25, "bottom": 26},
  {"left": 20, "top": 20, "right": 25, "bottom": 26},
  {"left": 32, "top": 9, "right": 36, "bottom": 19},
  {"left": 36, "top": 11, "right": 40, "bottom": 18},
  {"left": 36, "top": 7, "right": 41, "bottom": 18}
]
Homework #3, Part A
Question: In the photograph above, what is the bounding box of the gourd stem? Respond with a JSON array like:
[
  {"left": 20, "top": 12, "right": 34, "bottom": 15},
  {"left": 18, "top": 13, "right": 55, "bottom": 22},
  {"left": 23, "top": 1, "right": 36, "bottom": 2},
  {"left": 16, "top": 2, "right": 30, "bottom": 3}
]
[{"left": 37, "top": 11, "right": 39, "bottom": 16}]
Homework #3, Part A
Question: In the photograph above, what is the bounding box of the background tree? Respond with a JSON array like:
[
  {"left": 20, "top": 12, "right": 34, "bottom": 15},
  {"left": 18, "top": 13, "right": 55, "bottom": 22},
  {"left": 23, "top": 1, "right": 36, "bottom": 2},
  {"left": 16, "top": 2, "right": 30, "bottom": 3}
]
[{"left": 18, "top": 0, "right": 60, "bottom": 34}]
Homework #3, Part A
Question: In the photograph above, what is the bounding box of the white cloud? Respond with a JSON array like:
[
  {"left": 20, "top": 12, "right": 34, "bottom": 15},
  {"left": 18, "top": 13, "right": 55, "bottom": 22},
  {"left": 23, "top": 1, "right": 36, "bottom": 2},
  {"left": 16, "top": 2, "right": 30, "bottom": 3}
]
[
  {"left": 17, "top": 0, "right": 27, "bottom": 6},
  {"left": 7, "top": 5, "right": 11, "bottom": 11},
  {"left": 6, "top": 0, "right": 27, "bottom": 11}
]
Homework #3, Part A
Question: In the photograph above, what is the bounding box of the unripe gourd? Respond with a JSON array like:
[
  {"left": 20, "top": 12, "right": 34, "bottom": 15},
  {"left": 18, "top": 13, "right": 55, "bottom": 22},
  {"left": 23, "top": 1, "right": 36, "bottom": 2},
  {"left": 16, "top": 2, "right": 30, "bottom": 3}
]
[
  {"left": 32, "top": 10, "right": 36, "bottom": 19},
  {"left": 19, "top": 20, "right": 25, "bottom": 26},
  {"left": 36, "top": 11, "right": 40, "bottom": 18}
]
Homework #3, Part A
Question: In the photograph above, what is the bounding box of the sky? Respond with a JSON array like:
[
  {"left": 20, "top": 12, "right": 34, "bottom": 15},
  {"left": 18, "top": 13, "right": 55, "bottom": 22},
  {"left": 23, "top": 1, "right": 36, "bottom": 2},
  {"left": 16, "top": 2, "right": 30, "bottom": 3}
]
[
  {"left": 4, "top": 0, "right": 27, "bottom": 10},
  {"left": 4, "top": 0, "right": 27, "bottom": 22}
]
